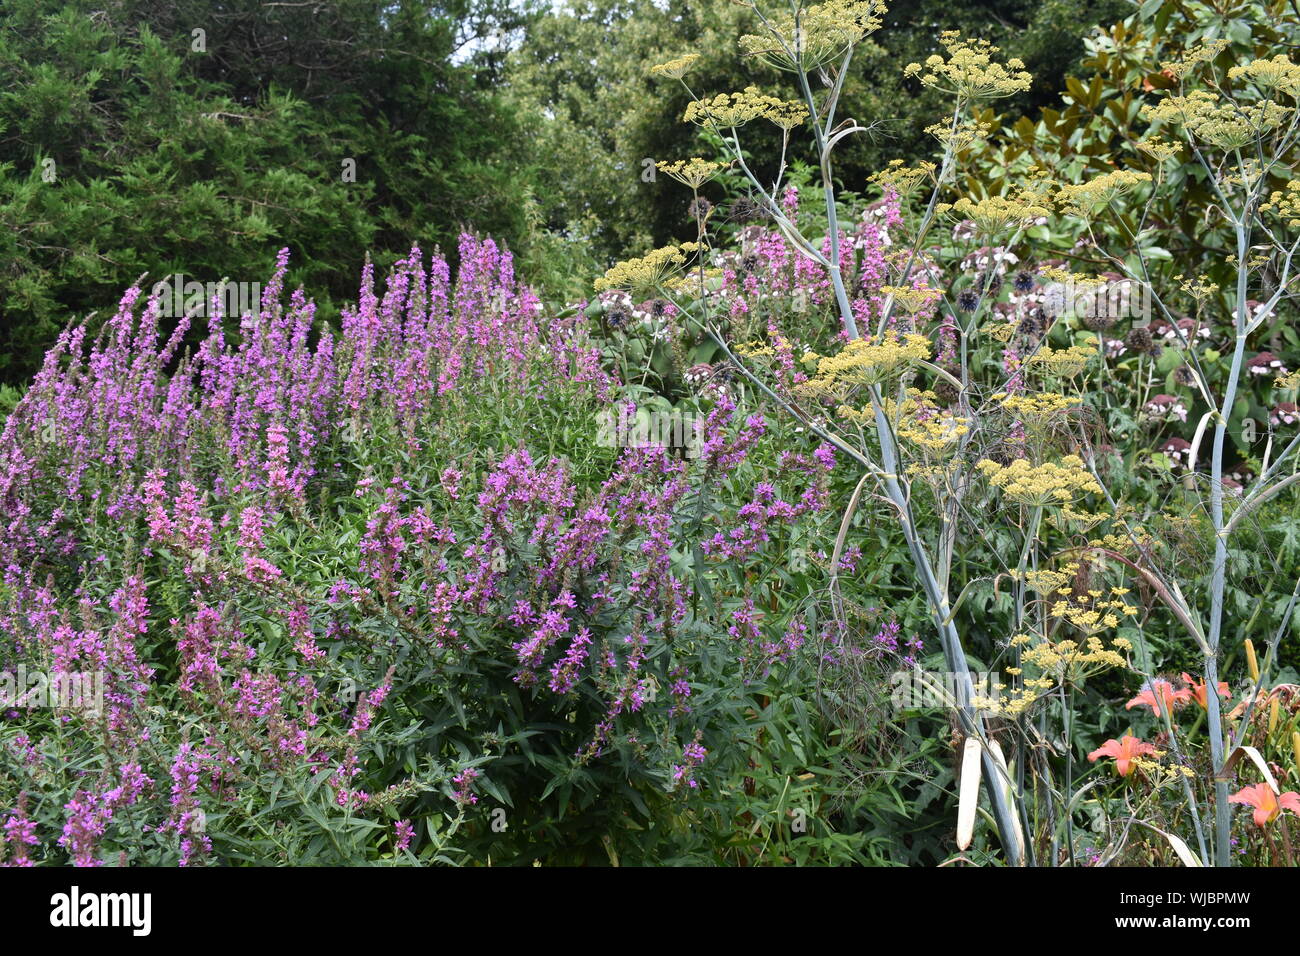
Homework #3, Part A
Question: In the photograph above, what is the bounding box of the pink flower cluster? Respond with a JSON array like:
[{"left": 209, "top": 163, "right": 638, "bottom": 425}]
[{"left": 0, "top": 231, "right": 840, "bottom": 864}]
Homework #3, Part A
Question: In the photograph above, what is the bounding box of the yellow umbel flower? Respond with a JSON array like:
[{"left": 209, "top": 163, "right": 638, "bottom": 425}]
[
  {"left": 1023, "top": 633, "right": 1128, "bottom": 671},
  {"left": 1012, "top": 568, "right": 1072, "bottom": 594},
  {"left": 1057, "top": 170, "right": 1152, "bottom": 218},
  {"left": 880, "top": 285, "right": 942, "bottom": 314},
  {"left": 1025, "top": 344, "right": 1092, "bottom": 377},
  {"left": 1049, "top": 504, "right": 1106, "bottom": 532},
  {"left": 737, "top": 339, "right": 775, "bottom": 360},
  {"left": 1047, "top": 586, "right": 1138, "bottom": 637},
  {"left": 794, "top": 333, "right": 932, "bottom": 400},
  {"left": 976, "top": 454, "right": 1101, "bottom": 506},
  {"left": 1037, "top": 266, "right": 1101, "bottom": 288},
  {"left": 993, "top": 391, "right": 1080, "bottom": 425},
  {"left": 1141, "top": 90, "right": 1292, "bottom": 151},
  {"left": 881, "top": 390, "right": 971, "bottom": 453},
  {"left": 904, "top": 31, "right": 1032, "bottom": 99},
  {"left": 1160, "top": 40, "right": 1230, "bottom": 81},
  {"left": 1088, "top": 530, "right": 1153, "bottom": 555},
  {"left": 1262, "top": 180, "right": 1300, "bottom": 228},
  {"left": 1137, "top": 136, "right": 1183, "bottom": 164},
  {"left": 924, "top": 118, "right": 992, "bottom": 152},
  {"left": 868, "top": 159, "right": 935, "bottom": 198},
  {"left": 1173, "top": 273, "right": 1219, "bottom": 302},
  {"left": 683, "top": 88, "right": 809, "bottom": 130},
  {"left": 663, "top": 265, "right": 721, "bottom": 297},
  {"left": 1227, "top": 55, "right": 1300, "bottom": 97},
  {"left": 941, "top": 188, "right": 1052, "bottom": 236},
  {"left": 656, "top": 158, "right": 728, "bottom": 190},
  {"left": 977, "top": 616, "right": 1130, "bottom": 717},
  {"left": 739, "top": 0, "right": 886, "bottom": 72},
  {"left": 899, "top": 416, "right": 972, "bottom": 452},
  {"left": 1275, "top": 368, "right": 1300, "bottom": 388},
  {"left": 650, "top": 54, "right": 701, "bottom": 80},
  {"left": 974, "top": 684, "right": 1048, "bottom": 718},
  {"left": 594, "top": 243, "right": 700, "bottom": 295},
  {"left": 981, "top": 320, "right": 1017, "bottom": 343},
  {"left": 765, "top": 102, "right": 811, "bottom": 132}
]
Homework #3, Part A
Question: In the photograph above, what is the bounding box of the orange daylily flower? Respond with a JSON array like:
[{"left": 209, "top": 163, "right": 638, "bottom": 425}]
[
  {"left": 1227, "top": 783, "right": 1300, "bottom": 828},
  {"left": 1126, "top": 678, "right": 1192, "bottom": 717},
  {"left": 1180, "top": 672, "right": 1231, "bottom": 710},
  {"left": 1088, "top": 734, "right": 1157, "bottom": 777},
  {"left": 1227, "top": 686, "right": 1269, "bottom": 722}
]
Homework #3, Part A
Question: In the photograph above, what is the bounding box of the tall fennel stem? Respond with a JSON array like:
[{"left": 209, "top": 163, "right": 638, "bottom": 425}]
[
  {"left": 870, "top": 389, "right": 1024, "bottom": 865},
  {"left": 791, "top": 49, "right": 858, "bottom": 340},
  {"left": 824, "top": 181, "right": 858, "bottom": 339},
  {"left": 1012, "top": 504, "right": 1042, "bottom": 863},
  {"left": 718, "top": 44, "right": 1021, "bottom": 861},
  {"left": 1062, "top": 683, "right": 1075, "bottom": 865},
  {"left": 1205, "top": 220, "right": 1252, "bottom": 867},
  {"left": 805, "top": 68, "right": 1020, "bottom": 858},
  {"left": 1157, "top": 689, "right": 1211, "bottom": 865}
]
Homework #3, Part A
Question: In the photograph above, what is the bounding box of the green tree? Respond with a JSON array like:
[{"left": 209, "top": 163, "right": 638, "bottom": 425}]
[
  {"left": 0, "top": 0, "right": 540, "bottom": 381},
  {"left": 506, "top": 0, "right": 1129, "bottom": 264}
]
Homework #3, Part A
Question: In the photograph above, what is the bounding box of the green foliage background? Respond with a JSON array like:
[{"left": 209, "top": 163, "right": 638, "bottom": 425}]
[
  {"left": 0, "top": 0, "right": 1128, "bottom": 382},
  {"left": 0, "top": 0, "right": 542, "bottom": 381},
  {"left": 506, "top": 0, "right": 1129, "bottom": 266}
]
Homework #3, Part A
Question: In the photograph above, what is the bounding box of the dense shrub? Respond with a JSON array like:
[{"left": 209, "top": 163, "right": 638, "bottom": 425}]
[{"left": 0, "top": 0, "right": 541, "bottom": 383}]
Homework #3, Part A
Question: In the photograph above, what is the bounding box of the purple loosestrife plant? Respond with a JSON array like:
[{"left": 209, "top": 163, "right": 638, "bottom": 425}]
[{"left": 0, "top": 234, "right": 837, "bottom": 865}]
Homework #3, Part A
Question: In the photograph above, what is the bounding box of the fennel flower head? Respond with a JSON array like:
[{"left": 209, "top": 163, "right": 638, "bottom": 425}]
[
  {"left": 594, "top": 243, "right": 701, "bottom": 297},
  {"left": 904, "top": 31, "right": 1032, "bottom": 100},
  {"left": 682, "top": 88, "right": 809, "bottom": 131},
  {"left": 795, "top": 332, "right": 932, "bottom": 400},
  {"left": 976, "top": 454, "right": 1102, "bottom": 507},
  {"left": 738, "top": 0, "right": 887, "bottom": 73}
]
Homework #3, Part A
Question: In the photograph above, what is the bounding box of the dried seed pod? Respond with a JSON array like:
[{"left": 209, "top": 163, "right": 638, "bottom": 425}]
[{"left": 1125, "top": 325, "right": 1154, "bottom": 354}]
